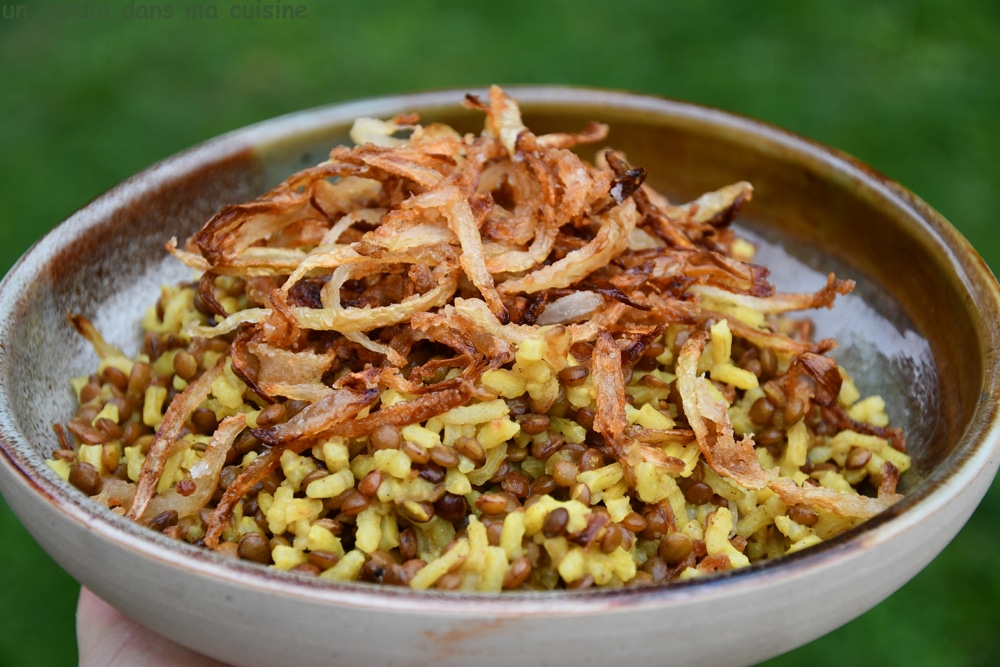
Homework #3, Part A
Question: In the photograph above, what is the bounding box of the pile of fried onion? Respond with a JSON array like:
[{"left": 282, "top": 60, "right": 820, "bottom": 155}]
[{"left": 58, "top": 86, "right": 907, "bottom": 588}]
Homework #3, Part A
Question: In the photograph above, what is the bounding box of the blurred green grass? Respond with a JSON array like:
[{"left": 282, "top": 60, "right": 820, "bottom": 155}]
[{"left": 1, "top": 1, "right": 998, "bottom": 665}]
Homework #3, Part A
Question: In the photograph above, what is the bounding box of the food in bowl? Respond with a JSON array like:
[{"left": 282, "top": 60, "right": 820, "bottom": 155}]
[{"left": 47, "top": 86, "right": 910, "bottom": 591}]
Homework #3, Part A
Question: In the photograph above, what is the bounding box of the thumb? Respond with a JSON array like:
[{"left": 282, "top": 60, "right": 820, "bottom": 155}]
[{"left": 76, "top": 587, "right": 231, "bottom": 667}]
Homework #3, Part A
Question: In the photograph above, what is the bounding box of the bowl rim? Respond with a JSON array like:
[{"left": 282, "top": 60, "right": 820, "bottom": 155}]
[{"left": 2, "top": 84, "right": 1000, "bottom": 616}]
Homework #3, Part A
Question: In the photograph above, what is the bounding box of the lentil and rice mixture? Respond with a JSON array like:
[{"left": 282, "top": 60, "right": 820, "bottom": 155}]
[{"left": 48, "top": 87, "right": 910, "bottom": 591}]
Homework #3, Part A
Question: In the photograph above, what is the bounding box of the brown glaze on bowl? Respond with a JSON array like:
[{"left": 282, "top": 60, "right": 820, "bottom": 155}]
[{"left": 2, "top": 87, "right": 999, "bottom": 667}]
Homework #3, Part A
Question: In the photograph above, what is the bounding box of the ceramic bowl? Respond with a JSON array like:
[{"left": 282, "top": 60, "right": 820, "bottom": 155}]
[{"left": 1, "top": 87, "right": 999, "bottom": 667}]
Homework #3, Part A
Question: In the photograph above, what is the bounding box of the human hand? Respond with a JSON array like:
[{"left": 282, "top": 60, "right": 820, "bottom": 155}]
[{"left": 77, "top": 588, "right": 231, "bottom": 666}]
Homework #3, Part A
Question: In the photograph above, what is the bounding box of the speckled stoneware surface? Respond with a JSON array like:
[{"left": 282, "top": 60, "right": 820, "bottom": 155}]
[{"left": 2, "top": 87, "right": 1000, "bottom": 667}]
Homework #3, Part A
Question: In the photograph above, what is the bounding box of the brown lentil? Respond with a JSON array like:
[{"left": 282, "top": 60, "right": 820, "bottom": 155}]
[
  {"left": 501, "top": 471, "right": 532, "bottom": 499},
  {"left": 814, "top": 417, "right": 838, "bottom": 437},
  {"left": 430, "top": 445, "right": 460, "bottom": 468},
  {"left": 630, "top": 571, "right": 654, "bottom": 586},
  {"left": 94, "top": 417, "right": 122, "bottom": 440},
  {"left": 357, "top": 470, "right": 383, "bottom": 497},
  {"left": 191, "top": 407, "right": 219, "bottom": 435},
  {"left": 691, "top": 539, "right": 708, "bottom": 558},
  {"left": 485, "top": 519, "right": 504, "bottom": 547},
  {"left": 126, "top": 360, "right": 151, "bottom": 395},
  {"left": 684, "top": 481, "right": 715, "bottom": 506},
  {"left": 454, "top": 436, "right": 486, "bottom": 465},
  {"left": 134, "top": 434, "right": 154, "bottom": 454},
  {"left": 759, "top": 347, "right": 778, "bottom": 378},
  {"left": 600, "top": 524, "right": 624, "bottom": 554},
  {"left": 172, "top": 351, "right": 199, "bottom": 381},
  {"left": 504, "top": 396, "right": 530, "bottom": 416},
  {"left": 557, "top": 365, "right": 589, "bottom": 387},
  {"left": 787, "top": 505, "right": 820, "bottom": 527},
  {"left": 783, "top": 396, "right": 808, "bottom": 425},
  {"left": 488, "top": 460, "right": 511, "bottom": 483},
  {"left": 234, "top": 431, "right": 261, "bottom": 456},
  {"left": 401, "top": 440, "right": 429, "bottom": 464},
  {"left": 255, "top": 402, "right": 286, "bottom": 428},
  {"left": 401, "top": 559, "right": 426, "bottom": 581},
  {"left": 121, "top": 421, "right": 145, "bottom": 446},
  {"left": 338, "top": 489, "right": 371, "bottom": 516},
  {"left": 79, "top": 381, "right": 102, "bottom": 404},
  {"left": 218, "top": 465, "right": 241, "bottom": 491},
  {"left": 762, "top": 380, "right": 787, "bottom": 407},
  {"left": 846, "top": 447, "right": 873, "bottom": 470},
  {"left": 237, "top": 532, "right": 272, "bottom": 564},
  {"left": 290, "top": 563, "right": 322, "bottom": 577},
  {"left": 506, "top": 444, "right": 529, "bottom": 463},
  {"left": 68, "top": 462, "right": 102, "bottom": 496},
  {"left": 101, "top": 365, "right": 129, "bottom": 392},
  {"left": 569, "top": 482, "right": 591, "bottom": 506},
  {"left": 659, "top": 532, "right": 693, "bottom": 564},
  {"left": 398, "top": 528, "right": 418, "bottom": 561},
  {"left": 566, "top": 574, "right": 595, "bottom": 590},
  {"left": 67, "top": 418, "right": 106, "bottom": 445},
  {"left": 542, "top": 507, "right": 570, "bottom": 537},
  {"left": 306, "top": 550, "right": 339, "bottom": 572},
  {"left": 560, "top": 442, "right": 587, "bottom": 462},
  {"left": 743, "top": 356, "right": 765, "bottom": 378},
  {"left": 503, "top": 556, "right": 532, "bottom": 589},
  {"left": 579, "top": 448, "right": 605, "bottom": 472},
  {"left": 756, "top": 427, "right": 785, "bottom": 447},
  {"left": 147, "top": 510, "right": 179, "bottom": 532},
  {"left": 475, "top": 493, "right": 510, "bottom": 515},
  {"left": 749, "top": 397, "right": 776, "bottom": 426},
  {"left": 518, "top": 413, "right": 551, "bottom": 436},
  {"left": 416, "top": 462, "right": 446, "bottom": 484},
  {"left": 309, "top": 518, "right": 340, "bottom": 536},
  {"left": 370, "top": 424, "right": 402, "bottom": 450},
  {"left": 434, "top": 493, "right": 468, "bottom": 523},
  {"left": 641, "top": 506, "right": 670, "bottom": 539},
  {"left": 381, "top": 563, "right": 410, "bottom": 587},
  {"left": 435, "top": 571, "right": 463, "bottom": 591},
  {"left": 529, "top": 474, "right": 558, "bottom": 496},
  {"left": 522, "top": 494, "right": 544, "bottom": 510},
  {"left": 620, "top": 511, "right": 648, "bottom": 534},
  {"left": 574, "top": 407, "right": 596, "bottom": 431},
  {"left": 75, "top": 404, "right": 100, "bottom": 423}
]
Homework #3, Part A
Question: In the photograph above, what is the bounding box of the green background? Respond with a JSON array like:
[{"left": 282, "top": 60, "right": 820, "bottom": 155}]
[{"left": 1, "top": 1, "right": 998, "bottom": 665}]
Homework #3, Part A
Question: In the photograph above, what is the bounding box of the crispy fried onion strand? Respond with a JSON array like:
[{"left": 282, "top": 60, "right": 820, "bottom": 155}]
[
  {"left": 676, "top": 330, "right": 777, "bottom": 489},
  {"left": 68, "top": 314, "right": 126, "bottom": 360},
  {"left": 127, "top": 359, "right": 226, "bottom": 521},
  {"left": 139, "top": 413, "right": 246, "bottom": 523},
  {"left": 591, "top": 329, "right": 632, "bottom": 466},
  {"left": 204, "top": 387, "right": 379, "bottom": 548},
  {"left": 769, "top": 476, "right": 903, "bottom": 519},
  {"left": 690, "top": 273, "right": 855, "bottom": 313}
]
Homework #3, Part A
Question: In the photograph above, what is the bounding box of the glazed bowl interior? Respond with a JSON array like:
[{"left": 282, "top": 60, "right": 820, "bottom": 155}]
[{"left": 1, "top": 86, "right": 999, "bottom": 667}]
